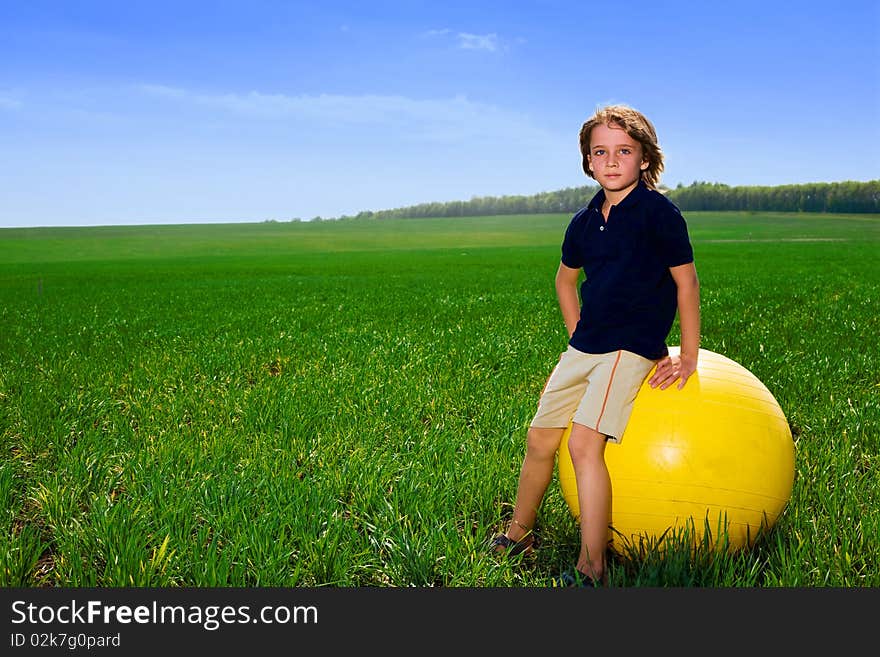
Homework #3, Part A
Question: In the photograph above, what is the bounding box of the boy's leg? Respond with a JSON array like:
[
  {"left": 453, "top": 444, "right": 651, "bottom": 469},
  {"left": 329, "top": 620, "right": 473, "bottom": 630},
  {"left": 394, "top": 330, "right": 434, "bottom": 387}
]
[
  {"left": 567, "top": 421, "right": 611, "bottom": 584},
  {"left": 504, "top": 425, "right": 565, "bottom": 542},
  {"left": 498, "top": 346, "right": 591, "bottom": 549}
]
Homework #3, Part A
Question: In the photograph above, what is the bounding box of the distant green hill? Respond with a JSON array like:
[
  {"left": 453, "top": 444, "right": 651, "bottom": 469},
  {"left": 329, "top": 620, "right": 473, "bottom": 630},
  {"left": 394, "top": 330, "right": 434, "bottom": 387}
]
[{"left": 325, "top": 179, "right": 879, "bottom": 221}]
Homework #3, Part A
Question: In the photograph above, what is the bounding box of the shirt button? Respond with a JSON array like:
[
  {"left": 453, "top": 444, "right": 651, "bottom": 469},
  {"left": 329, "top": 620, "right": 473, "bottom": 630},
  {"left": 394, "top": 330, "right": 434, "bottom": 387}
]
[{"left": 599, "top": 226, "right": 605, "bottom": 231}]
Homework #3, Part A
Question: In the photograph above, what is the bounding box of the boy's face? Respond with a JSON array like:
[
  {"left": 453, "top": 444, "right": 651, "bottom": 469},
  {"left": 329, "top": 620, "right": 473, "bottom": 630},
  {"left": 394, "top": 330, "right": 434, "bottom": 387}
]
[{"left": 587, "top": 123, "right": 649, "bottom": 196}]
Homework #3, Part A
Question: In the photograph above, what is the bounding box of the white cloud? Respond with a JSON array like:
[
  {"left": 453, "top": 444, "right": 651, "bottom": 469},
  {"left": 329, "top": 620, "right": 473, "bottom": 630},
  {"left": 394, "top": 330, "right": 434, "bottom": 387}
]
[
  {"left": 135, "top": 84, "right": 186, "bottom": 99},
  {"left": 0, "top": 95, "right": 23, "bottom": 110},
  {"left": 457, "top": 32, "right": 499, "bottom": 52},
  {"left": 422, "top": 29, "right": 506, "bottom": 52},
  {"left": 133, "top": 84, "right": 554, "bottom": 144}
]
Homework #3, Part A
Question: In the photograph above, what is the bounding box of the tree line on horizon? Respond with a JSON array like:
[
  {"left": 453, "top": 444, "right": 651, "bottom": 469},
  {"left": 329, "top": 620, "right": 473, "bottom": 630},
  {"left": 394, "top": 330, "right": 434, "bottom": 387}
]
[{"left": 308, "top": 179, "right": 879, "bottom": 222}]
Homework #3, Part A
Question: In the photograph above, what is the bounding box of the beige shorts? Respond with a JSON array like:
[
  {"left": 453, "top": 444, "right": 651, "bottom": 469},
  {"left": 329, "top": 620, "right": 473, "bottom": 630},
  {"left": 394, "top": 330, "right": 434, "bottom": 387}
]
[{"left": 530, "top": 346, "right": 657, "bottom": 443}]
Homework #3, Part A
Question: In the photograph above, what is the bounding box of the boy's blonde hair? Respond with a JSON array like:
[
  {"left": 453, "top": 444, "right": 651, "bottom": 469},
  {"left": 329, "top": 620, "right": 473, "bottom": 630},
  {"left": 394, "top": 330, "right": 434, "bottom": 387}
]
[{"left": 579, "top": 104, "right": 664, "bottom": 189}]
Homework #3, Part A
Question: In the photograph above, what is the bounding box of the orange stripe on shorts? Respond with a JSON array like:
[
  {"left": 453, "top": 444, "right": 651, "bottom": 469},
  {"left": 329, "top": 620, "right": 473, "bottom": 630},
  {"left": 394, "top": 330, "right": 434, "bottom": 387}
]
[{"left": 595, "top": 350, "right": 622, "bottom": 430}]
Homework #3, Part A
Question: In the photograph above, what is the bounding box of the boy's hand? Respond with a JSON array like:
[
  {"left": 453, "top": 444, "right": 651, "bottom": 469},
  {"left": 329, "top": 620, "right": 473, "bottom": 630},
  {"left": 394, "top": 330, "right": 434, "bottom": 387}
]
[{"left": 649, "top": 353, "right": 697, "bottom": 390}]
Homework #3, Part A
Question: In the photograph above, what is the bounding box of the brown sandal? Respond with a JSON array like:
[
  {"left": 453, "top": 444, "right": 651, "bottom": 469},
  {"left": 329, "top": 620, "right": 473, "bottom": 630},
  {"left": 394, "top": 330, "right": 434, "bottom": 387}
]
[
  {"left": 490, "top": 533, "right": 536, "bottom": 556},
  {"left": 491, "top": 534, "right": 535, "bottom": 557}
]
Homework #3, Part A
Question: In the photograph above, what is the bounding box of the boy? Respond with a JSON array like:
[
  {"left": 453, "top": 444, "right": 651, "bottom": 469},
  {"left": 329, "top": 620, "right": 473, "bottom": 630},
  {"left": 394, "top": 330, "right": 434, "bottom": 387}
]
[{"left": 491, "top": 104, "right": 700, "bottom": 586}]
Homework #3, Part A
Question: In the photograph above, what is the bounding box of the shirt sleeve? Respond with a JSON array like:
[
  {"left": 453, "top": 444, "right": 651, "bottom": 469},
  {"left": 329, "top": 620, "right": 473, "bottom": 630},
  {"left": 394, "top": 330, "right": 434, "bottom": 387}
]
[
  {"left": 560, "top": 211, "right": 585, "bottom": 269},
  {"left": 655, "top": 204, "right": 694, "bottom": 268}
]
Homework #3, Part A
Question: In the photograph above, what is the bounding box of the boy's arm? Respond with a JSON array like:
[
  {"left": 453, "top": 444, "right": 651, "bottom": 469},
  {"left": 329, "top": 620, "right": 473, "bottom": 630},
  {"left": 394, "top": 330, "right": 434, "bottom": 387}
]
[
  {"left": 555, "top": 262, "right": 581, "bottom": 338},
  {"left": 649, "top": 262, "right": 700, "bottom": 390}
]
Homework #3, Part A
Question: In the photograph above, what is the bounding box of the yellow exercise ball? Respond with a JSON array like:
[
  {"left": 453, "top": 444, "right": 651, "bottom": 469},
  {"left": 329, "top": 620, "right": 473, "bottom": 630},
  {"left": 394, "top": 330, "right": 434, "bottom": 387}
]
[{"left": 558, "top": 347, "right": 795, "bottom": 553}]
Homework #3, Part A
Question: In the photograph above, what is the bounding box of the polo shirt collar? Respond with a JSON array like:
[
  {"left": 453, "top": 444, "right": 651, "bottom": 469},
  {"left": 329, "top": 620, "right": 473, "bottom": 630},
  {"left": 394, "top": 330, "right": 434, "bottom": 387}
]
[{"left": 588, "top": 179, "right": 650, "bottom": 212}]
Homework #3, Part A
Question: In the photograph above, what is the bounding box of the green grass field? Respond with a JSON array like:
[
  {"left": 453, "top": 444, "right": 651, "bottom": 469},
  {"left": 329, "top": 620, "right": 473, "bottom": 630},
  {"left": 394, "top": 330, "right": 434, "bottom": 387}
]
[{"left": 1, "top": 211, "right": 878, "bottom": 587}]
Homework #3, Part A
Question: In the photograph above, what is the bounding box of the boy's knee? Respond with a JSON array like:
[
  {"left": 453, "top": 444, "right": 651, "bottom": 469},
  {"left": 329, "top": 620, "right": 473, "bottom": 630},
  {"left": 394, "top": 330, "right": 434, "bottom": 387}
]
[
  {"left": 525, "top": 426, "right": 563, "bottom": 460},
  {"left": 567, "top": 423, "right": 606, "bottom": 463}
]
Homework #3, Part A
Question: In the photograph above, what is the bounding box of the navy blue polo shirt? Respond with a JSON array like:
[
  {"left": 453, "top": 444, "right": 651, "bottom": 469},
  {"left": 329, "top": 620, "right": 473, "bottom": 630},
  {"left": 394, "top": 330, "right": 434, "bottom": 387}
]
[{"left": 561, "top": 181, "right": 694, "bottom": 361}]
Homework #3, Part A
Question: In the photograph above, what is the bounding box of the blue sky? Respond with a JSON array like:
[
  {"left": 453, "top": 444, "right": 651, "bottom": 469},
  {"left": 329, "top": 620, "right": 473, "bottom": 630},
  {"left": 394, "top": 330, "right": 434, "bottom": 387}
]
[{"left": 1, "top": 0, "right": 878, "bottom": 227}]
